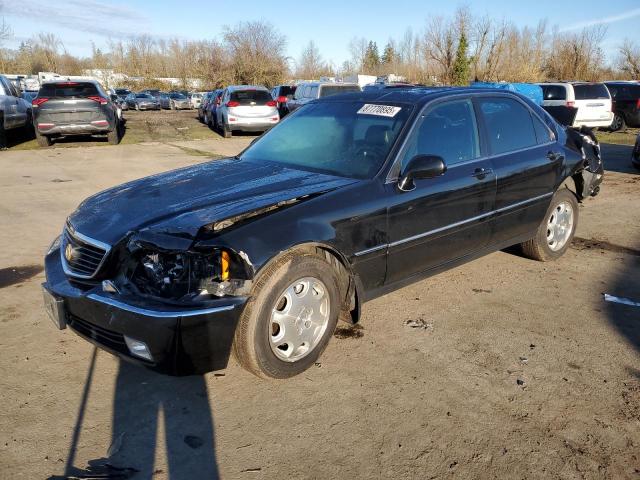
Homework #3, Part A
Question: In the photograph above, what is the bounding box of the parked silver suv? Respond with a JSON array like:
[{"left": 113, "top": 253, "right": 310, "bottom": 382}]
[
  {"left": 0, "top": 74, "right": 32, "bottom": 148},
  {"left": 286, "top": 82, "right": 361, "bottom": 114},
  {"left": 215, "top": 85, "right": 279, "bottom": 138}
]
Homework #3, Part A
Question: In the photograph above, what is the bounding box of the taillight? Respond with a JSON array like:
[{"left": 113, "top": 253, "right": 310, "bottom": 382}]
[
  {"left": 266, "top": 100, "right": 277, "bottom": 107},
  {"left": 226, "top": 101, "right": 240, "bottom": 107},
  {"left": 277, "top": 96, "right": 287, "bottom": 103},
  {"left": 32, "top": 98, "right": 49, "bottom": 107},
  {"left": 215, "top": 98, "right": 221, "bottom": 105},
  {"left": 566, "top": 101, "right": 575, "bottom": 108},
  {"left": 636, "top": 99, "right": 640, "bottom": 110},
  {"left": 87, "top": 96, "right": 108, "bottom": 105}
]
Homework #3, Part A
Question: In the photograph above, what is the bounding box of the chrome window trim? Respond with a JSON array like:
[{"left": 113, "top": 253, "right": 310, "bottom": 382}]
[
  {"left": 61, "top": 222, "right": 112, "bottom": 280},
  {"left": 353, "top": 191, "right": 553, "bottom": 257},
  {"left": 87, "top": 293, "right": 236, "bottom": 318}
]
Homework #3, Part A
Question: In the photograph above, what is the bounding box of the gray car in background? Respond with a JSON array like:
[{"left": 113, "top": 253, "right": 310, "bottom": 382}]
[
  {"left": 286, "top": 82, "right": 361, "bottom": 114},
  {"left": 215, "top": 85, "right": 279, "bottom": 137},
  {"left": 126, "top": 93, "right": 161, "bottom": 111},
  {"left": 32, "top": 80, "right": 121, "bottom": 147},
  {"left": 0, "top": 74, "right": 32, "bottom": 148},
  {"left": 160, "top": 92, "right": 191, "bottom": 110}
]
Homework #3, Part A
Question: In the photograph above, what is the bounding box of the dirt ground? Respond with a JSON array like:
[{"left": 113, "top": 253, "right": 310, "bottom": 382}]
[{"left": 0, "top": 126, "right": 639, "bottom": 479}]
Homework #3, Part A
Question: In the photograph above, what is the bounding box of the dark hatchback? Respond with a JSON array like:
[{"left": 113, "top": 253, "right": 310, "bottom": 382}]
[
  {"left": 605, "top": 81, "right": 640, "bottom": 130},
  {"left": 42, "top": 88, "right": 603, "bottom": 378},
  {"left": 32, "top": 80, "right": 121, "bottom": 147}
]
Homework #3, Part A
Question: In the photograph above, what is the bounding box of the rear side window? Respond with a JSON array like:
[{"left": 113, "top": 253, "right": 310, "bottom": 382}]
[
  {"left": 309, "top": 86, "right": 319, "bottom": 98},
  {"left": 532, "top": 113, "right": 554, "bottom": 144},
  {"left": 573, "top": 84, "right": 609, "bottom": 100},
  {"left": 230, "top": 90, "right": 272, "bottom": 105},
  {"left": 479, "top": 98, "right": 537, "bottom": 155},
  {"left": 39, "top": 82, "right": 99, "bottom": 98},
  {"left": 282, "top": 86, "right": 296, "bottom": 97},
  {"left": 402, "top": 99, "right": 479, "bottom": 168},
  {"left": 320, "top": 85, "right": 361, "bottom": 98},
  {"left": 541, "top": 85, "right": 567, "bottom": 100}
]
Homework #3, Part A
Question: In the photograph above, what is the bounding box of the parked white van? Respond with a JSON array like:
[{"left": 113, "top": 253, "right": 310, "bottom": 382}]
[{"left": 538, "top": 82, "right": 613, "bottom": 128}]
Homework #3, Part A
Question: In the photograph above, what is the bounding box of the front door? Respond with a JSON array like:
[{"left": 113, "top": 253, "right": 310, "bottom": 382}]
[{"left": 385, "top": 98, "right": 496, "bottom": 284}]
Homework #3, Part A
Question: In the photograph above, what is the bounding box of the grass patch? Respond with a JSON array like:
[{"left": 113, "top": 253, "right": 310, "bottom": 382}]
[
  {"left": 168, "top": 144, "right": 224, "bottom": 158},
  {"left": 595, "top": 128, "right": 638, "bottom": 146},
  {"left": 5, "top": 110, "right": 220, "bottom": 151}
]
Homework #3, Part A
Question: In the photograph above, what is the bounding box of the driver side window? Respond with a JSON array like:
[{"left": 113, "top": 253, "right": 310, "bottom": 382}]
[{"left": 401, "top": 99, "right": 480, "bottom": 170}]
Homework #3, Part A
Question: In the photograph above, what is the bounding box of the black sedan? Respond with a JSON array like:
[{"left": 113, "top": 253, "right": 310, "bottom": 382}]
[{"left": 42, "top": 88, "right": 603, "bottom": 378}]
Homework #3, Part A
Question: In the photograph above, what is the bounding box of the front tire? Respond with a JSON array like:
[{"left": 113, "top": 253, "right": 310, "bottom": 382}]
[
  {"left": 520, "top": 188, "right": 578, "bottom": 261},
  {"left": 233, "top": 251, "right": 341, "bottom": 378}
]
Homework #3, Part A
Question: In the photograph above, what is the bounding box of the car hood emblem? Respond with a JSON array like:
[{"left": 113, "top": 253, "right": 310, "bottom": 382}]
[{"left": 64, "top": 243, "right": 75, "bottom": 262}]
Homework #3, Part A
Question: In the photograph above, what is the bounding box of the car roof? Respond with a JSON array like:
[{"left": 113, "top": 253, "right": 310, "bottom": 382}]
[
  {"left": 313, "top": 86, "right": 519, "bottom": 107},
  {"left": 226, "top": 85, "right": 269, "bottom": 91}
]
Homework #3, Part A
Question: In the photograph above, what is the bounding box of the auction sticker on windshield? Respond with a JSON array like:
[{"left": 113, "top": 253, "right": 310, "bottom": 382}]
[{"left": 357, "top": 104, "right": 402, "bottom": 117}]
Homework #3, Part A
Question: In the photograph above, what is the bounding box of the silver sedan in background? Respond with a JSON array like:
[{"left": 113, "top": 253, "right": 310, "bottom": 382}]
[{"left": 161, "top": 92, "right": 191, "bottom": 110}]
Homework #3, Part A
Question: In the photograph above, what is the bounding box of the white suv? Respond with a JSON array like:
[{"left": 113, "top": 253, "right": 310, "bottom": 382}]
[{"left": 538, "top": 82, "right": 613, "bottom": 128}]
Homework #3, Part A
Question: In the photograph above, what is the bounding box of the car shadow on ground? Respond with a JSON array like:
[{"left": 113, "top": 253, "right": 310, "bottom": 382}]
[
  {"left": 49, "top": 349, "right": 219, "bottom": 479},
  {"left": 603, "top": 234, "right": 640, "bottom": 378},
  {"left": 600, "top": 143, "right": 637, "bottom": 174},
  {"left": 2, "top": 125, "right": 35, "bottom": 149}
]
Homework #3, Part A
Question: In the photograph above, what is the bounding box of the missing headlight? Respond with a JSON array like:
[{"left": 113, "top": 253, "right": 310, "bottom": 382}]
[{"left": 129, "top": 249, "right": 247, "bottom": 300}]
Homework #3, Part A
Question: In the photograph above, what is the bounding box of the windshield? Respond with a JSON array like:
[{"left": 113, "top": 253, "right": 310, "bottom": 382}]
[
  {"left": 241, "top": 101, "right": 411, "bottom": 179},
  {"left": 136, "top": 93, "right": 153, "bottom": 99},
  {"left": 230, "top": 90, "right": 272, "bottom": 105},
  {"left": 170, "top": 93, "right": 186, "bottom": 99}
]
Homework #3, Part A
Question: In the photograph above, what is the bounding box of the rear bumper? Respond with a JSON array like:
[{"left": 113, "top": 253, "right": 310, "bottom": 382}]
[
  {"left": 573, "top": 113, "right": 614, "bottom": 128},
  {"left": 37, "top": 123, "right": 114, "bottom": 135},
  {"left": 228, "top": 118, "right": 278, "bottom": 132},
  {"left": 43, "top": 248, "right": 247, "bottom": 375},
  {"left": 622, "top": 110, "right": 640, "bottom": 128}
]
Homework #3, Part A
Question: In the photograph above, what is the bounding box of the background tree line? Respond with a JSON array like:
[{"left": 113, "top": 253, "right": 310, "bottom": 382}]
[{"left": 0, "top": 9, "right": 639, "bottom": 90}]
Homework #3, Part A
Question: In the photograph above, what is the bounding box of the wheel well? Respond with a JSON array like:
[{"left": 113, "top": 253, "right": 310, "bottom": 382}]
[
  {"left": 559, "top": 175, "right": 583, "bottom": 201},
  {"left": 259, "top": 243, "right": 360, "bottom": 324}
]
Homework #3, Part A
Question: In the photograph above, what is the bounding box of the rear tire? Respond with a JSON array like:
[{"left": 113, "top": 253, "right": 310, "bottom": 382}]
[
  {"left": 107, "top": 125, "right": 121, "bottom": 145},
  {"left": 0, "top": 114, "right": 6, "bottom": 149},
  {"left": 35, "top": 130, "right": 52, "bottom": 147},
  {"left": 223, "top": 122, "right": 232, "bottom": 138},
  {"left": 232, "top": 251, "right": 341, "bottom": 378},
  {"left": 610, "top": 113, "right": 626, "bottom": 132},
  {"left": 520, "top": 188, "right": 578, "bottom": 262}
]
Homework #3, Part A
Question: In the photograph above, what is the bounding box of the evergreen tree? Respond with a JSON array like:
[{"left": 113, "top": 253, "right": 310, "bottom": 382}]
[
  {"left": 451, "top": 31, "right": 470, "bottom": 86},
  {"left": 363, "top": 41, "right": 380, "bottom": 74},
  {"left": 381, "top": 42, "right": 396, "bottom": 65}
]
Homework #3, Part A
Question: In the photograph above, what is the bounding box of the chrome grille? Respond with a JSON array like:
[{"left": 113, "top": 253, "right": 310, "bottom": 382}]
[{"left": 61, "top": 226, "right": 110, "bottom": 279}]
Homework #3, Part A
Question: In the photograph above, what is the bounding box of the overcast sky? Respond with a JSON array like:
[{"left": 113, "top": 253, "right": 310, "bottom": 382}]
[{"left": 2, "top": 0, "right": 639, "bottom": 66}]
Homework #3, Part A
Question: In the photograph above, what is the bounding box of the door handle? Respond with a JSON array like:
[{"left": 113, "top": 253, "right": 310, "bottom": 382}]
[
  {"left": 472, "top": 167, "right": 493, "bottom": 179},
  {"left": 547, "top": 151, "right": 564, "bottom": 162}
]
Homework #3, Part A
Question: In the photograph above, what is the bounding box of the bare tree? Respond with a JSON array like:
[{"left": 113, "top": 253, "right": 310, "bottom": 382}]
[
  {"left": 223, "top": 21, "right": 287, "bottom": 86},
  {"left": 617, "top": 39, "right": 640, "bottom": 79},
  {"left": 296, "top": 40, "right": 328, "bottom": 79}
]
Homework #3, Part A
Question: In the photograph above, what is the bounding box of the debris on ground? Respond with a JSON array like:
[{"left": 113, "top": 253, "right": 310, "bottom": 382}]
[
  {"left": 405, "top": 319, "right": 433, "bottom": 331},
  {"left": 603, "top": 293, "right": 640, "bottom": 307}
]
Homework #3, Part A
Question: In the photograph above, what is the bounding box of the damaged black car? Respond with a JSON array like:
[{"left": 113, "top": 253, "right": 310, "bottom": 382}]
[{"left": 43, "top": 88, "right": 603, "bottom": 378}]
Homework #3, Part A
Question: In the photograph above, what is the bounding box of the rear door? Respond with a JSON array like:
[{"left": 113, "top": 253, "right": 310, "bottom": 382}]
[
  {"left": 34, "top": 82, "right": 108, "bottom": 125},
  {"left": 573, "top": 83, "right": 612, "bottom": 125},
  {"left": 476, "top": 96, "right": 561, "bottom": 245}
]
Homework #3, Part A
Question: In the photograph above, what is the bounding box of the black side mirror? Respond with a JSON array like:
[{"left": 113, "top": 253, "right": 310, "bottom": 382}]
[{"left": 398, "top": 154, "right": 446, "bottom": 191}]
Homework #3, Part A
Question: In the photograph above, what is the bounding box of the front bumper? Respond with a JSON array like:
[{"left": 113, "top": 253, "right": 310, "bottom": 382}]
[
  {"left": 137, "top": 103, "right": 160, "bottom": 110},
  {"left": 43, "top": 248, "right": 247, "bottom": 375}
]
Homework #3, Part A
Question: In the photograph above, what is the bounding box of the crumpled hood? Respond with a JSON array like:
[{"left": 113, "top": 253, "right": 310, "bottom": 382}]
[{"left": 68, "top": 158, "right": 355, "bottom": 245}]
